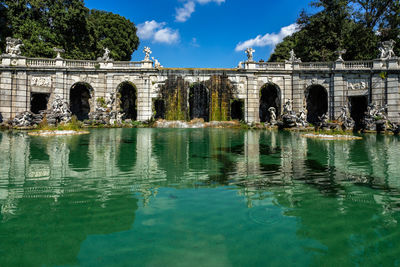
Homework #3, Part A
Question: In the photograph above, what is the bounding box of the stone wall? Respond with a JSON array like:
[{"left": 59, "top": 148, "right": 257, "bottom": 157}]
[{"left": 0, "top": 56, "right": 399, "bottom": 123}]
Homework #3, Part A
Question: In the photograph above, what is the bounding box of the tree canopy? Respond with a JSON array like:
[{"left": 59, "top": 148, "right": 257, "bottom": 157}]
[
  {"left": 0, "top": 0, "right": 139, "bottom": 61},
  {"left": 269, "top": 0, "right": 400, "bottom": 62}
]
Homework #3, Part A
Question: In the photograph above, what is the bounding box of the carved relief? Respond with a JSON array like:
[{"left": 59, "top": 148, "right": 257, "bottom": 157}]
[
  {"left": 31, "top": 77, "right": 52, "bottom": 87},
  {"left": 347, "top": 79, "right": 369, "bottom": 90}
]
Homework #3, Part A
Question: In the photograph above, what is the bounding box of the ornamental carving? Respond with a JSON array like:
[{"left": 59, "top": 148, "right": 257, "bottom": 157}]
[
  {"left": 347, "top": 79, "right": 368, "bottom": 90},
  {"left": 31, "top": 77, "right": 52, "bottom": 87}
]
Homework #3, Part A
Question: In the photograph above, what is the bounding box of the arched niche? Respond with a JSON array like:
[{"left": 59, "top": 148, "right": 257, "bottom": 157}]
[
  {"left": 259, "top": 83, "right": 281, "bottom": 123},
  {"left": 305, "top": 85, "right": 328, "bottom": 124},
  {"left": 189, "top": 83, "right": 209, "bottom": 121},
  {"left": 117, "top": 81, "right": 137, "bottom": 120},
  {"left": 70, "top": 82, "right": 93, "bottom": 121}
]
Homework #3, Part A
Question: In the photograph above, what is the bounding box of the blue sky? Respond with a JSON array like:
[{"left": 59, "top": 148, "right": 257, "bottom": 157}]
[{"left": 84, "top": 0, "right": 315, "bottom": 68}]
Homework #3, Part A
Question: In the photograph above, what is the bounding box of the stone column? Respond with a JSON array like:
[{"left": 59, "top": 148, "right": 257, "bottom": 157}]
[
  {"left": 245, "top": 74, "right": 259, "bottom": 123},
  {"left": 0, "top": 71, "right": 13, "bottom": 120},
  {"left": 291, "top": 73, "right": 302, "bottom": 112},
  {"left": 332, "top": 73, "right": 346, "bottom": 119},
  {"left": 137, "top": 75, "right": 152, "bottom": 121},
  {"left": 55, "top": 71, "right": 65, "bottom": 99},
  {"left": 283, "top": 76, "right": 292, "bottom": 115},
  {"left": 386, "top": 74, "right": 400, "bottom": 123},
  {"left": 12, "top": 71, "right": 29, "bottom": 117},
  {"left": 371, "top": 74, "right": 385, "bottom": 106}
]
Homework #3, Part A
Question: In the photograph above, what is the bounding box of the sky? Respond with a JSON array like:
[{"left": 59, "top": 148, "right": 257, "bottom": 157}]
[{"left": 84, "top": 0, "right": 315, "bottom": 68}]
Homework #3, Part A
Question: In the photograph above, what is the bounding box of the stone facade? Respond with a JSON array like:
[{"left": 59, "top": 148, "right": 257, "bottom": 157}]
[{"left": 1, "top": 54, "right": 400, "bottom": 123}]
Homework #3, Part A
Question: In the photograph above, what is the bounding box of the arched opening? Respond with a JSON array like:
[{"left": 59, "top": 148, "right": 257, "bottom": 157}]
[
  {"left": 231, "top": 99, "right": 244, "bottom": 121},
  {"left": 118, "top": 82, "right": 137, "bottom": 120},
  {"left": 349, "top": 96, "right": 368, "bottom": 130},
  {"left": 259, "top": 83, "right": 281, "bottom": 122},
  {"left": 306, "top": 85, "right": 328, "bottom": 124},
  {"left": 153, "top": 98, "right": 165, "bottom": 119},
  {"left": 30, "top": 93, "right": 49, "bottom": 114},
  {"left": 189, "top": 83, "right": 209, "bottom": 121},
  {"left": 70, "top": 82, "right": 92, "bottom": 121}
]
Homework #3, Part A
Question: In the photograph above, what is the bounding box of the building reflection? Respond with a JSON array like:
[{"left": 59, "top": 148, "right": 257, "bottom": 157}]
[{"left": 0, "top": 129, "right": 400, "bottom": 265}]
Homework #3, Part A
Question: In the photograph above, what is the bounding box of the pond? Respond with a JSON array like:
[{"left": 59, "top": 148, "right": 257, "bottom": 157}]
[{"left": 0, "top": 128, "right": 400, "bottom": 266}]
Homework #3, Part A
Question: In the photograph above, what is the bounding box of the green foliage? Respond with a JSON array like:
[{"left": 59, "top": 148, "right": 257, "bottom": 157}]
[
  {"left": 269, "top": 0, "right": 399, "bottom": 62},
  {"left": 1, "top": 0, "right": 139, "bottom": 60},
  {"left": 96, "top": 97, "right": 106, "bottom": 108},
  {"left": 37, "top": 115, "right": 83, "bottom": 131},
  {"left": 88, "top": 10, "right": 139, "bottom": 61}
]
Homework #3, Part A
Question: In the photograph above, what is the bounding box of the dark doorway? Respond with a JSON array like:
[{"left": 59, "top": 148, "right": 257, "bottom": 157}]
[
  {"left": 118, "top": 82, "right": 137, "bottom": 120},
  {"left": 31, "top": 93, "right": 49, "bottom": 114},
  {"left": 153, "top": 99, "right": 165, "bottom": 119},
  {"left": 306, "top": 85, "right": 328, "bottom": 124},
  {"left": 349, "top": 96, "right": 368, "bottom": 130},
  {"left": 189, "top": 84, "right": 209, "bottom": 121},
  {"left": 259, "top": 83, "right": 281, "bottom": 122},
  {"left": 70, "top": 83, "right": 92, "bottom": 121},
  {"left": 231, "top": 99, "right": 244, "bottom": 121}
]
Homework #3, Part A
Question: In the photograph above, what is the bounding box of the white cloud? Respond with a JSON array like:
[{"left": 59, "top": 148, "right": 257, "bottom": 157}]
[
  {"left": 137, "top": 20, "right": 180, "bottom": 44},
  {"left": 154, "top": 28, "right": 180, "bottom": 44},
  {"left": 175, "top": 0, "right": 225, "bottom": 22},
  {"left": 175, "top": 1, "right": 196, "bottom": 22},
  {"left": 235, "top": 24, "right": 299, "bottom": 52}
]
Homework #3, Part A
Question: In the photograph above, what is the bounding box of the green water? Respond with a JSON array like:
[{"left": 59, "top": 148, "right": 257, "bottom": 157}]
[{"left": 0, "top": 129, "right": 400, "bottom": 267}]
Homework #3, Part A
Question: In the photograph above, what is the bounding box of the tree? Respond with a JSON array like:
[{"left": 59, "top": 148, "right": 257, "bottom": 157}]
[
  {"left": 269, "top": 0, "right": 398, "bottom": 62},
  {"left": 1, "top": 0, "right": 139, "bottom": 60},
  {"left": 88, "top": 10, "right": 139, "bottom": 61}
]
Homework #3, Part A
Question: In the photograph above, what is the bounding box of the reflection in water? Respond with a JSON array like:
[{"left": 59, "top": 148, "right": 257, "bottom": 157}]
[{"left": 0, "top": 129, "right": 400, "bottom": 266}]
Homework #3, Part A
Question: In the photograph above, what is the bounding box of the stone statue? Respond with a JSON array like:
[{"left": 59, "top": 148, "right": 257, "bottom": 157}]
[
  {"left": 338, "top": 105, "right": 354, "bottom": 130},
  {"left": 245, "top": 48, "right": 255, "bottom": 62},
  {"left": 283, "top": 99, "right": 292, "bottom": 114},
  {"left": 363, "top": 103, "right": 388, "bottom": 131},
  {"left": 318, "top": 113, "right": 329, "bottom": 129},
  {"left": 237, "top": 61, "right": 243, "bottom": 69},
  {"left": 297, "top": 108, "right": 308, "bottom": 127},
  {"left": 106, "top": 92, "right": 115, "bottom": 110},
  {"left": 143, "top": 47, "right": 152, "bottom": 61},
  {"left": 268, "top": 107, "right": 277, "bottom": 125},
  {"left": 281, "top": 99, "right": 298, "bottom": 128},
  {"left": 287, "top": 49, "right": 301, "bottom": 63},
  {"left": 152, "top": 57, "right": 161, "bottom": 68},
  {"left": 379, "top": 40, "right": 396, "bottom": 60},
  {"left": 98, "top": 47, "right": 112, "bottom": 61},
  {"left": 5, "top": 37, "right": 24, "bottom": 57},
  {"left": 53, "top": 47, "right": 65, "bottom": 59},
  {"left": 336, "top": 49, "right": 346, "bottom": 61}
]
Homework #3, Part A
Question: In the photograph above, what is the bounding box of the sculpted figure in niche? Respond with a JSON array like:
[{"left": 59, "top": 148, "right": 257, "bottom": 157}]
[
  {"left": 268, "top": 107, "right": 277, "bottom": 125},
  {"left": 283, "top": 99, "right": 293, "bottom": 114}
]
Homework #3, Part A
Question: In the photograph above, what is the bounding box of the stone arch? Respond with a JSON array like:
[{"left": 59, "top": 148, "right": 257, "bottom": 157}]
[
  {"left": 305, "top": 84, "right": 328, "bottom": 124},
  {"left": 70, "top": 82, "right": 93, "bottom": 121},
  {"left": 189, "top": 83, "right": 210, "bottom": 121},
  {"left": 259, "top": 83, "right": 281, "bottom": 123},
  {"left": 117, "top": 81, "right": 137, "bottom": 120}
]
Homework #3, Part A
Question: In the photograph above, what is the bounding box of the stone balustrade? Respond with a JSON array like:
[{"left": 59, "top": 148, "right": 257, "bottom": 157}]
[{"left": 1, "top": 54, "right": 399, "bottom": 71}]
